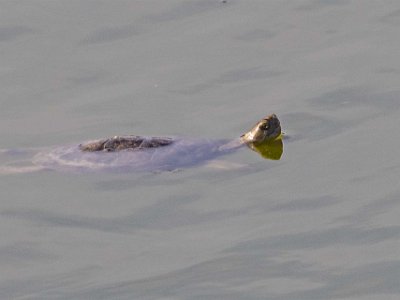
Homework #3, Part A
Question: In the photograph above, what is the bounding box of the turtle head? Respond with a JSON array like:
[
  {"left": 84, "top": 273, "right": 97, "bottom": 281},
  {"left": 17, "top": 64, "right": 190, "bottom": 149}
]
[{"left": 241, "top": 114, "right": 281, "bottom": 143}]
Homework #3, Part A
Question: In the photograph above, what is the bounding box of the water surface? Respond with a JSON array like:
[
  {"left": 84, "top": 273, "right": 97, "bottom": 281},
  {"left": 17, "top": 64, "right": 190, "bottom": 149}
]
[{"left": 1, "top": 1, "right": 400, "bottom": 299}]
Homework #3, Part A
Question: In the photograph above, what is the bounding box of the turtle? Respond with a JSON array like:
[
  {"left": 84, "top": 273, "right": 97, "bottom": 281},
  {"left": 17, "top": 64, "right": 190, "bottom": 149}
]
[{"left": 0, "top": 114, "right": 283, "bottom": 174}]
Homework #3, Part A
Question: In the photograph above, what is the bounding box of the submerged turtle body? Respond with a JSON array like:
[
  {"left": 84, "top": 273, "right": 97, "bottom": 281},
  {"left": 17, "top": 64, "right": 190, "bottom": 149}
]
[
  {"left": 32, "top": 114, "right": 282, "bottom": 172},
  {"left": 34, "top": 137, "right": 229, "bottom": 172},
  {"left": 79, "top": 114, "right": 281, "bottom": 153}
]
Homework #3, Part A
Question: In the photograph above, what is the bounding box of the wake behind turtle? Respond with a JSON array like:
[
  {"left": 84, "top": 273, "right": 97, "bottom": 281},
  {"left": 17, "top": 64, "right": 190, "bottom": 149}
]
[{"left": 1, "top": 114, "right": 283, "bottom": 174}]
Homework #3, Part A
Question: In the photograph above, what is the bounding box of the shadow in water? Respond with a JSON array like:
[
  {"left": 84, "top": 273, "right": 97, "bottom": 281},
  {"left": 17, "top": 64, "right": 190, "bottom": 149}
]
[
  {"left": 308, "top": 87, "right": 400, "bottom": 112},
  {"left": 175, "top": 67, "right": 282, "bottom": 95},
  {"left": 33, "top": 254, "right": 399, "bottom": 300},
  {"left": 228, "top": 225, "right": 400, "bottom": 253},
  {"left": 0, "top": 26, "right": 35, "bottom": 42}
]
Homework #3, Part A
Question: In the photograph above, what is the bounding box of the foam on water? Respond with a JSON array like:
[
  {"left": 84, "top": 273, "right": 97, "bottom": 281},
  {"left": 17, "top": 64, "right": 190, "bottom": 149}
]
[
  {"left": 0, "top": 165, "right": 45, "bottom": 175},
  {"left": 0, "top": 147, "right": 45, "bottom": 175}
]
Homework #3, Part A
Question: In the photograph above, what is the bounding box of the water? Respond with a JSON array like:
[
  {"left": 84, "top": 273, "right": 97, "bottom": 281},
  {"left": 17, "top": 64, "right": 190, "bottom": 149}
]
[{"left": 1, "top": 1, "right": 400, "bottom": 299}]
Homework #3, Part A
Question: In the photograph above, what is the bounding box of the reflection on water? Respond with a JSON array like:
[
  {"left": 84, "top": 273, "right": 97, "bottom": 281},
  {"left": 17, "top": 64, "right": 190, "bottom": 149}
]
[{"left": 246, "top": 138, "right": 284, "bottom": 160}]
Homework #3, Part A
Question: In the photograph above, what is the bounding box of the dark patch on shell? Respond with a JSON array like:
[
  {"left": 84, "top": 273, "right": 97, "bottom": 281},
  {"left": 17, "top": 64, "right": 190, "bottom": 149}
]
[{"left": 79, "top": 136, "right": 173, "bottom": 152}]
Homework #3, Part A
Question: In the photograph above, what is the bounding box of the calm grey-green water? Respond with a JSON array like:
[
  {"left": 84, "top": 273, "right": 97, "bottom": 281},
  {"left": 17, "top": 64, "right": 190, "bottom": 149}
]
[{"left": 1, "top": 1, "right": 400, "bottom": 299}]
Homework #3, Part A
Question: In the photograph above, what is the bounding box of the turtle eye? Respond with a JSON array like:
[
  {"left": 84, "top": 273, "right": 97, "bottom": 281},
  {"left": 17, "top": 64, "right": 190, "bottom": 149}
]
[{"left": 259, "top": 124, "right": 268, "bottom": 130}]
